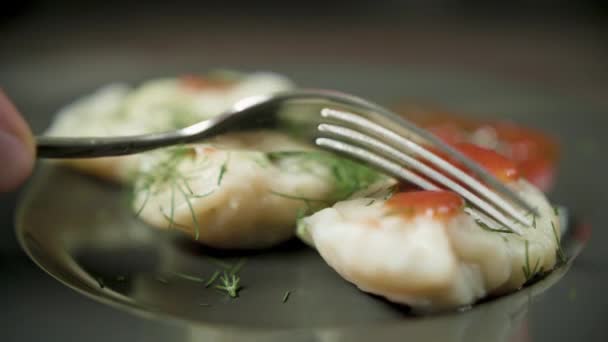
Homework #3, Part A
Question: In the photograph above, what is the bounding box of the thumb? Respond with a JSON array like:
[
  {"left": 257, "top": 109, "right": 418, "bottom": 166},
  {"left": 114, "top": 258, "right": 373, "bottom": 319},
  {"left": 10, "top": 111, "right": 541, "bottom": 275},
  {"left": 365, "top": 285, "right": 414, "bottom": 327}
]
[{"left": 0, "top": 90, "right": 35, "bottom": 192}]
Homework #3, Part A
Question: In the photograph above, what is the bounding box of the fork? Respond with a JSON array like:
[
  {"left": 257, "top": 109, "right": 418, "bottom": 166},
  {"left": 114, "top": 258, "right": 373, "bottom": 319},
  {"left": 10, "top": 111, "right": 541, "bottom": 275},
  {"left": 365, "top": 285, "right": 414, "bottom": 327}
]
[{"left": 37, "top": 89, "right": 535, "bottom": 233}]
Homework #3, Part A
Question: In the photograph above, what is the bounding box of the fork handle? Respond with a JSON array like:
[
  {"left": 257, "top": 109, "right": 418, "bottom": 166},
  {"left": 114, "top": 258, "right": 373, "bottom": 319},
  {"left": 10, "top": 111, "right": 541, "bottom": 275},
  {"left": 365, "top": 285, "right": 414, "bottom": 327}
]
[{"left": 36, "top": 133, "right": 193, "bottom": 158}]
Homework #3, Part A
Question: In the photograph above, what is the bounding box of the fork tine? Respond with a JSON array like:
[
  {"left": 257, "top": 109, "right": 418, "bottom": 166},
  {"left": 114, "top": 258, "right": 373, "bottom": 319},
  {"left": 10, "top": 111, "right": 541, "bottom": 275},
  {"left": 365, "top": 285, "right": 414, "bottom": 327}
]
[
  {"left": 316, "top": 127, "right": 524, "bottom": 235},
  {"left": 315, "top": 137, "right": 439, "bottom": 191},
  {"left": 319, "top": 108, "right": 533, "bottom": 228},
  {"left": 305, "top": 93, "right": 538, "bottom": 217},
  {"left": 320, "top": 107, "right": 535, "bottom": 225}
]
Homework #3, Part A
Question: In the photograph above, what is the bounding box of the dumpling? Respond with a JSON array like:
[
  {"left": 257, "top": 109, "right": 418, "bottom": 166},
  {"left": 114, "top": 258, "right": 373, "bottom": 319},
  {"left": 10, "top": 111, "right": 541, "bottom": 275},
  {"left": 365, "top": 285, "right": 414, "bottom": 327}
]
[
  {"left": 131, "top": 131, "right": 386, "bottom": 249},
  {"left": 298, "top": 144, "right": 562, "bottom": 311},
  {"left": 45, "top": 71, "right": 295, "bottom": 183}
]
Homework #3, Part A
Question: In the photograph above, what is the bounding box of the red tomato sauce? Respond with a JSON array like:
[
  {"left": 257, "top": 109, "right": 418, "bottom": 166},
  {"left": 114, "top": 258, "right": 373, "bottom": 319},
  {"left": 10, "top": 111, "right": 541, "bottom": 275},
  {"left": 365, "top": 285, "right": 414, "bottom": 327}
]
[
  {"left": 179, "top": 75, "right": 234, "bottom": 91},
  {"left": 452, "top": 143, "right": 520, "bottom": 182},
  {"left": 386, "top": 191, "right": 464, "bottom": 220},
  {"left": 395, "top": 105, "right": 559, "bottom": 191}
]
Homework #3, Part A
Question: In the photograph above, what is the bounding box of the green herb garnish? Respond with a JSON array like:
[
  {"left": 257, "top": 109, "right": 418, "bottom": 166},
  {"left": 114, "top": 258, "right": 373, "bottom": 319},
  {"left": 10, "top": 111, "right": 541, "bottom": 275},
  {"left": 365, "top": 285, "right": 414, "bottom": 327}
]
[
  {"left": 228, "top": 258, "right": 247, "bottom": 275},
  {"left": 282, "top": 290, "right": 292, "bottom": 303},
  {"left": 156, "top": 276, "right": 169, "bottom": 284},
  {"left": 130, "top": 147, "right": 214, "bottom": 240},
  {"left": 475, "top": 219, "right": 516, "bottom": 234},
  {"left": 522, "top": 240, "right": 543, "bottom": 284},
  {"left": 172, "top": 271, "right": 205, "bottom": 283},
  {"left": 215, "top": 272, "right": 241, "bottom": 298},
  {"left": 205, "top": 270, "right": 220, "bottom": 288},
  {"left": 217, "top": 154, "right": 230, "bottom": 186},
  {"left": 552, "top": 222, "right": 567, "bottom": 265},
  {"left": 268, "top": 151, "right": 383, "bottom": 202}
]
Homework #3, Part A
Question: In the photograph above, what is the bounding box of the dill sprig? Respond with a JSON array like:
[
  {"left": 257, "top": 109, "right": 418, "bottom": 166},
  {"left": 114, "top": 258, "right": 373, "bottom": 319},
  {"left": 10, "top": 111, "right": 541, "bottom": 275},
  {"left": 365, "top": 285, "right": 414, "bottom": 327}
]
[
  {"left": 475, "top": 219, "right": 516, "bottom": 234},
  {"left": 155, "top": 276, "right": 169, "bottom": 284},
  {"left": 228, "top": 258, "right": 247, "bottom": 275},
  {"left": 215, "top": 272, "right": 242, "bottom": 298},
  {"left": 270, "top": 190, "right": 330, "bottom": 213},
  {"left": 268, "top": 151, "right": 383, "bottom": 202},
  {"left": 522, "top": 240, "right": 544, "bottom": 284},
  {"left": 383, "top": 186, "right": 397, "bottom": 200},
  {"left": 282, "top": 290, "right": 292, "bottom": 303},
  {"left": 552, "top": 222, "right": 567, "bottom": 265},
  {"left": 130, "top": 147, "right": 216, "bottom": 240},
  {"left": 205, "top": 271, "right": 221, "bottom": 288},
  {"left": 217, "top": 153, "right": 230, "bottom": 186},
  {"left": 172, "top": 271, "right": 205, "bottom": 283}
]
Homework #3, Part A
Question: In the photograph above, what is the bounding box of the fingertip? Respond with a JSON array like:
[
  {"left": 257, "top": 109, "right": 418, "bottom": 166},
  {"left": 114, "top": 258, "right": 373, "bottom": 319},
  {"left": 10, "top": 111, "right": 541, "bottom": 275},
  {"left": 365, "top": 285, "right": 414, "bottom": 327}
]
[
  {"left": 0, "top": 131, "right": 35, "bottom": 191},
  {"left": 0, "top": 89, "right": 36, "bottom": 191}
]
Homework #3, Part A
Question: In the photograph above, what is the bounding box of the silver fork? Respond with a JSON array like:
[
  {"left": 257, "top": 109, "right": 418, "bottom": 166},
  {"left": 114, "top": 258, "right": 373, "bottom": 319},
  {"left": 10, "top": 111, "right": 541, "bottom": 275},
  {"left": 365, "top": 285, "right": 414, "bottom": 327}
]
[{"left": 37, "top": 89, "right": 535, "bottom": 233}]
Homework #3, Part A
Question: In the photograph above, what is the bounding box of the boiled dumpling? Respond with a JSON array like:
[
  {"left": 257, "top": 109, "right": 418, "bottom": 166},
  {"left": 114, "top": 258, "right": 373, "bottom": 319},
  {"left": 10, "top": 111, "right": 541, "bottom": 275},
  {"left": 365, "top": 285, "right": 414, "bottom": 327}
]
[{"left": 298, "top": 145, "right": 562, "bottom": 311}]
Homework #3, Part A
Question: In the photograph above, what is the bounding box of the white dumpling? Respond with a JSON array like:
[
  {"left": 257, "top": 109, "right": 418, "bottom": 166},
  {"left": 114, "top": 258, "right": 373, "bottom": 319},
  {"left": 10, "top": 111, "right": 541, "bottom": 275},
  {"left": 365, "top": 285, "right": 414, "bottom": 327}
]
[
  {"left": 131, "top": 131, "right": 386, "bottom": 249},
  {"left": 298, "top": 180, "right": 561, "bottom": 312},
  {"left": 45, "top": 72, "right": 295, "bottom": 184}
]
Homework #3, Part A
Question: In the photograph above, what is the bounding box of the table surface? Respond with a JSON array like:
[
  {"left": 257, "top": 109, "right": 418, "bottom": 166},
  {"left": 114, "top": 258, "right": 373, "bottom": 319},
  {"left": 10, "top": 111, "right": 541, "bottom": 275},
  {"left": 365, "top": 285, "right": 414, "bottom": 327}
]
[{"left": 1, "top": 4, "right": 607, "bottom": 341}]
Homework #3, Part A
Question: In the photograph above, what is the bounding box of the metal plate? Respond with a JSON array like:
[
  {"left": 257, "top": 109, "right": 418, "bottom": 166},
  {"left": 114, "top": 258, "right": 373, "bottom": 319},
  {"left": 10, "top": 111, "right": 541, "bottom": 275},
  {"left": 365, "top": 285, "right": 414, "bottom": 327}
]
[
  {"left": 16, "top": 160, "right": 587, "bottom": 340},
  {"left": 13, "top": 67, "right": 599, "bottom": 341}
]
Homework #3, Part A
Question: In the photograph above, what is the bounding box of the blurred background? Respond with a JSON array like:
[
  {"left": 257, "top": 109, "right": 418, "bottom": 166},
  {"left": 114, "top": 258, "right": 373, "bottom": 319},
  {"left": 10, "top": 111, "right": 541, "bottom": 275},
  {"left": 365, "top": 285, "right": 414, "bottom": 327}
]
[{"left": 1, "top": 1, "right": 607, "bottom": 341}]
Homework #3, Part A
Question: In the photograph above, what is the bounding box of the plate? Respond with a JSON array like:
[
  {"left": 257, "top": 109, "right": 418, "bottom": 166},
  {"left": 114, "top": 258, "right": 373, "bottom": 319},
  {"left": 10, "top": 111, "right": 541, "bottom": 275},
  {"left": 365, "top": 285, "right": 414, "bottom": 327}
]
[
  {"left": 15, "top": 68, "right": 593, "bottom": 340},
  {"left": 17, "top": 162, "right": 587, "bottom": 340}
]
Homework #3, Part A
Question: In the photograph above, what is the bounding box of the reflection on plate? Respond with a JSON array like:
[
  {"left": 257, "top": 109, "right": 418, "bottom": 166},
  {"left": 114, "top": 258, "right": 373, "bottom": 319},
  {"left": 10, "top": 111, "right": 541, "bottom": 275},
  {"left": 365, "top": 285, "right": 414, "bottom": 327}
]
[{"left": 16, "top": 163, "right": 587, "bottom": 341}]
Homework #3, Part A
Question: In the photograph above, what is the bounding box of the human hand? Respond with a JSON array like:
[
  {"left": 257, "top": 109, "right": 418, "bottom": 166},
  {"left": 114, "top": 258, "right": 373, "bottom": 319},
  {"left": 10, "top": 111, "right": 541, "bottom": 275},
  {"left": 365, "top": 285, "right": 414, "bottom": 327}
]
[{"left": 0, "top": 90, "right": 35, "bottom": 191}]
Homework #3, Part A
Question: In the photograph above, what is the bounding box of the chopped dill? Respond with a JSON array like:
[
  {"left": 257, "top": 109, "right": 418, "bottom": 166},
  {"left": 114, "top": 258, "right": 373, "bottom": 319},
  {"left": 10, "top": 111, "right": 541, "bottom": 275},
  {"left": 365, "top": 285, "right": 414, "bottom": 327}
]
[
  {"left": 215, "top": 272, "right": 241, "bottom": 298},
  {"left": 177, "top": 184, "right": 201, "bottom": 240},
  {"left": 270, "top": 190, "right": 330, "bottom": 213},
  {"left": 366, "top": 199, "right": 376, "bottom": 206},
  {"left": 252, "top": 155, "right": 271, "bottom": 168},
  {"left": 553, "top": 206, "right": 560, "bottom": 216},
  {"left": 531, "top": 214, "right": 536, "bottom": 229},
  {"left": 189, "top": 190, "right": 215, "bottom": 198},
  {"left": 205, "top": 271, "right": 221, "bottom": 288},
  {"left": 270, "top": 191, "right": 329, "bottom": 204},
  {"left": 383, "top": 186, "right": 397, "bottom": 200},
  {"left": 217, "top": 154, "right": 230, "bottom": 186},
  {"left": 475, "top": 219, "right": 516, "bottom": 234},
  {"left": 133, "top": 190, "right": 151, "bottom": 218},
  {"left": 130, "top": 147, "right": 215, "bottom": 240},
  {"left": 156, "top": 276, "right": 169, "bottom": 284},
  {"left": 267, "top": 151, "right": 383, "bottom": 202},
  {"left": 205, "top": 256, "right": 234, "bottom": 270},
  {"left": 552, "top": 222, "right": 567, "bottom": 265},
  {"left": 282, "top": 290, "right": 292, "bottom": 303},
  {"left": 228, "top": 258, "right": 247, "bottom": 275},
  {"left": 522, "top": 240, "right": 543, "bottom": 284},
  {"left": 159, "top": 206, "right": 189, "bottom": 230},
  {"left": 172, "top": 271, "right": 205, "bottom": 283},
  {"left": 169, "top": 182, "right": 176, "bottom": 229}
]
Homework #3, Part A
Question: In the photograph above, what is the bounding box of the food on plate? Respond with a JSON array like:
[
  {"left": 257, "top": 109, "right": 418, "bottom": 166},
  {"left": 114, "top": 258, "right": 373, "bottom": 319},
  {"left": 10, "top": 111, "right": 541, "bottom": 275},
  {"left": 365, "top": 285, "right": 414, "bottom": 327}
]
[
  {"left": 131, "top": 133, "right": 384, "bottom": 248},
  {"left": 46, "top": 71, "right": 564, "bottom": 311},
  {"left": 398, "top": 106, "right": 559, "bottom": 192},
  {"left": 298, "top": 143, "right": 562, "bottom": 311},
  {"left": 45, "top": 71, "right": 295, "bottom": 183}
]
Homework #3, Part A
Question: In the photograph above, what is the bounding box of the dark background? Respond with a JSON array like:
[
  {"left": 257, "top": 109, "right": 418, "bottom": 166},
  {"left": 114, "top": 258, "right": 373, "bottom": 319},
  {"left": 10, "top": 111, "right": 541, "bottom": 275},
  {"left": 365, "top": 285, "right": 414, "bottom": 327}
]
[{"left": 1, "top": 1, "right": 607, "bottom": 341}]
